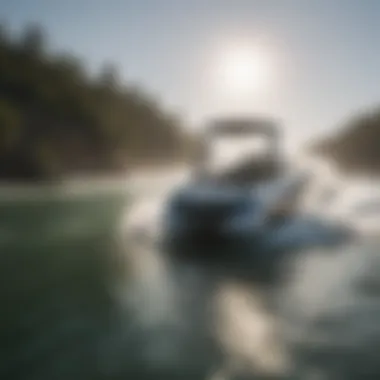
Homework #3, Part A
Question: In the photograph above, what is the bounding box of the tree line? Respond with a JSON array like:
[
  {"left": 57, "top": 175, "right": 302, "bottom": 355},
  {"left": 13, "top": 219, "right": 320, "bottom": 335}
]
[
  {"left": 0, "top": 23, "right": 197, "bottom": 181},
  {"left": 310, "top": 107, "right": 380, "bottom": 177}
]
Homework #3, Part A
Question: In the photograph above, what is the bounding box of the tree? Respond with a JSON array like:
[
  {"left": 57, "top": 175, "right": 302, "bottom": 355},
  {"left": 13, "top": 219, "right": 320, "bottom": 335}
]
[
  {"left": 0, "top": 23, "right": 195, "bottom": 180},
  {"left": 19, "top": 23, "right": 46, "bottom": 56},
  {"left": 0, "top": 98, "right": 21, "bottom": 151},
  {"left": 310, "top": 107, "right": 380, "bottom": 176},
  {"left": 98, "top": 62, "right": 119, "bottom": 89},
  {"left": 0, "top": 21, "right": 9, "bottom": 46}
]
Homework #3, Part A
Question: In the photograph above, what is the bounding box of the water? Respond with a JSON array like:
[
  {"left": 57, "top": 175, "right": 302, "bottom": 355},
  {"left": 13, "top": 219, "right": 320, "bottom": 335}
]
[
  {"left": 0, "top": 182, "right": 129, "bottom": 380},
  {"left": 125, "top": 169, "right": 380, "bottom": 379},
  {"left": 1, "top": 172, "right": 380, "bottom": 380}
]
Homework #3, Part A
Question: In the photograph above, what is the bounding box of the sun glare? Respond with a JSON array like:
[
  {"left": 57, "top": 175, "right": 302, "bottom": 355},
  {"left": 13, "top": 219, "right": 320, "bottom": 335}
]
[{"left": 217, "top": 46, "right": 273, "bottom": 94}]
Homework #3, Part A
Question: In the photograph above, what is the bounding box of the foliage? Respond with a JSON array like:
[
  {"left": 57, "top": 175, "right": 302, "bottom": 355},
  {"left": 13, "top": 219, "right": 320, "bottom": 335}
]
[
  {"left": 0, "top": 23, "right": 194, "bottom": 180},
  {"left": 310, "top": 107, "right": 380, "bottom": 176}
]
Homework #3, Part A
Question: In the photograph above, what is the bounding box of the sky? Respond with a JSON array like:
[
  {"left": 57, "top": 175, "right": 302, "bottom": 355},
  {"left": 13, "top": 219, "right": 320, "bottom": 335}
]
[{"left": 2, "top": 0, "right": 380, "bottom": 151}]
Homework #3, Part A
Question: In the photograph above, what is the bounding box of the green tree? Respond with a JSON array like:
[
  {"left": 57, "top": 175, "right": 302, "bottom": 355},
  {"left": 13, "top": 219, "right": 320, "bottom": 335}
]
[
  {"left": 19, "top": 23, "right": 46, "bottom": 56},
  {"left": 0, "top": 22, "right": 195, "bottom": 180},
  {"left": 310, "top": 107, "right": 380, "bottom": 176},
  {"left": 0, "top": 98, "right": 21, "bottom": 151}
]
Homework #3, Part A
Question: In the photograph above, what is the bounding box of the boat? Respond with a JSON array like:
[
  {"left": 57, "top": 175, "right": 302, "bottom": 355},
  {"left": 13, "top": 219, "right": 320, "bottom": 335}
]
[{"left": 159, "top": 116, "right": 356, "bottom": 284}]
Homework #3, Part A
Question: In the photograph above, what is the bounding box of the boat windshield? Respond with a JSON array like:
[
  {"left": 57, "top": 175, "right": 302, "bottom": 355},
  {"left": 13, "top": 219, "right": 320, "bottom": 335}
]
[{"left": 201, "top": 118, "right": 279, "bottom": 178}]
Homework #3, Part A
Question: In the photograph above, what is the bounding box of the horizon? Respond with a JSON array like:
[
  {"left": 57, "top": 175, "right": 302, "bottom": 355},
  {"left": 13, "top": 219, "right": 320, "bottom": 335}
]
[{"left": 2, "top": 0, "right": 380, "bottom": 152}]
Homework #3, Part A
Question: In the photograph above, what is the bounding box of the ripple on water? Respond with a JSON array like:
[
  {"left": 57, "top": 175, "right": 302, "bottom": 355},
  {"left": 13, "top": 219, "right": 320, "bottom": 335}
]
[{"left": 284, "top": 238, "right": 380, "bottom": 379}]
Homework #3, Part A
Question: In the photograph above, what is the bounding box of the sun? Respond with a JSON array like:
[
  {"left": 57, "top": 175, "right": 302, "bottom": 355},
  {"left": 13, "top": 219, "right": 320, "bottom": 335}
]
[{"left": 217, "top": 46, "right": 272, "bottom": 94}]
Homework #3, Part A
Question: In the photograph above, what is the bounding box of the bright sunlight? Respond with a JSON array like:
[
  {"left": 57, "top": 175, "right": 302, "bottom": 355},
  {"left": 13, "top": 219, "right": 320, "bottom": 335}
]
[{"left": 216, "top": 45, "right": 273, "bottom": 95}]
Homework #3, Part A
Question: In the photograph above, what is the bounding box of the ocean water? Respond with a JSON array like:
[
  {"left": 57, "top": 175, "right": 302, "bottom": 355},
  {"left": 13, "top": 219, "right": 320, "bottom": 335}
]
[{"left": 1, "top": 171, "right": 380, "bottom": 380}]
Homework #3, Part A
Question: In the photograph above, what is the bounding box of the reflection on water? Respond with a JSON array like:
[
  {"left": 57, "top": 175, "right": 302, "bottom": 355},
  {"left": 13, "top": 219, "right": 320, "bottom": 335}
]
[{"left": 1, "top": 176, "right": 380, "bottom": 380}]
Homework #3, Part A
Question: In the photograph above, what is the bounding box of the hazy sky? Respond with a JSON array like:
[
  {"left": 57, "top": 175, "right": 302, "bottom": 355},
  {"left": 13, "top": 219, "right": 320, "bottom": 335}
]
[{"left": 2, "top": 0, "right": 380, "bottom": 150}]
